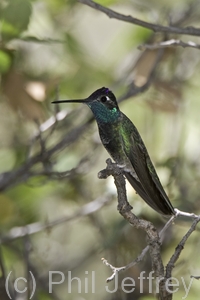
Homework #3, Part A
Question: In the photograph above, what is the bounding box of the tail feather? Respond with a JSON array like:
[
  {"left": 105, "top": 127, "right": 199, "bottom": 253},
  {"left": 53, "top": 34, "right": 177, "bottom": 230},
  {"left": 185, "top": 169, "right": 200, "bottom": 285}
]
[{"left": 124, "top": 172, "right": 174, "bottom": 215}]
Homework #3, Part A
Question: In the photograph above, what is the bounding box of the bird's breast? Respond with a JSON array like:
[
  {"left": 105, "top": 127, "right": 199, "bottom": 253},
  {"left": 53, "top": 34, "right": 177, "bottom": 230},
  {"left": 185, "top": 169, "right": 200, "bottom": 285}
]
[{"left": 98, "top": 122, "right": 132, "bottom": 167}]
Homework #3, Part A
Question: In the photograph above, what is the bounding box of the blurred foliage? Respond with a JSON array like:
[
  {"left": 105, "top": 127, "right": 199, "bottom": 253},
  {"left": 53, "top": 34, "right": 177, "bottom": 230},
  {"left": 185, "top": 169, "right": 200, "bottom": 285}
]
[{"left": 0, "top": 0, "right": 200, "bottom": 299}]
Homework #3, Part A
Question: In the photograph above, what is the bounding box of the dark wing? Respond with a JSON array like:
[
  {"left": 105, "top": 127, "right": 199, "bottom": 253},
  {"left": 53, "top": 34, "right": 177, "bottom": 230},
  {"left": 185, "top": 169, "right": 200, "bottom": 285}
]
[{"left": 123, "top": 132, "right": 174, "bottom": 215}]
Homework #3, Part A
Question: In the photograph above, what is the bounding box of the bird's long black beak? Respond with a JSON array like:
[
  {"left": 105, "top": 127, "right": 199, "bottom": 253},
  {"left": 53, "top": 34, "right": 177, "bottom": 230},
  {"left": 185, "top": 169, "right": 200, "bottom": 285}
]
[{"left": 52, "top": 99, "right": 88, "bottom": 104}]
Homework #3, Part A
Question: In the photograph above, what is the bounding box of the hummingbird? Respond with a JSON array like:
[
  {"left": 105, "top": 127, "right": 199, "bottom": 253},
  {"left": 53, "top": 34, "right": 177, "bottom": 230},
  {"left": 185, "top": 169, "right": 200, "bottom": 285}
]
[{"left": 52, "top": 87, "right": 175, "bottom": 215}]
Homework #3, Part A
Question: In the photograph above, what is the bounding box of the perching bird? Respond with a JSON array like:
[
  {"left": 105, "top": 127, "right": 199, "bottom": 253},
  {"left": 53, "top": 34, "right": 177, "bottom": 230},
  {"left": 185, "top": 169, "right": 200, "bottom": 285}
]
[{"left": 52, "top": 87, "right": 175, "bottom": 215}]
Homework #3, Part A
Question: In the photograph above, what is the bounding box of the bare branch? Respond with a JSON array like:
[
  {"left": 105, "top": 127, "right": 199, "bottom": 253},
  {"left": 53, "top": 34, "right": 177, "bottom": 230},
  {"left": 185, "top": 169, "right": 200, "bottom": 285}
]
[
  {"left": 101, "top": 258, "right": 126, "bottom": 282},
  {"left": 118, "top": 48, "right": 164, "bottom": 102},
  {"left": 100, "top": 205, "right": 199, "bottom": 282},
  {"left": 99, "top": 159, "right": 200, "bottom": 298},
  {"left": 99, "top": 159, "right": 171, "bottom": 298},
  {"left": 138, "top": 39, "right": 200, "bottom": 51},
  {"left": 0, "top": 247, "right": 6, "bottom": 282},
  {"left": 191, "top": 275, "right": 200, "bottom": 280},
  {"left": 166, "top": 215, "right": 200, "bottom": 279},
  {"left": 79, "top": 0, "right": 200, "bottom": 37},
  {"left": 174, "top": 208, "right": 198, "bottom": 218},
  {"left": 101, "top": 209, "right": 177, "bottom": 282},
  {"left": 0, "top": 118, "right": 93, "bottom": 191},
  {"left": 0, "top": 194, "right": 112, "bottom": 244}
]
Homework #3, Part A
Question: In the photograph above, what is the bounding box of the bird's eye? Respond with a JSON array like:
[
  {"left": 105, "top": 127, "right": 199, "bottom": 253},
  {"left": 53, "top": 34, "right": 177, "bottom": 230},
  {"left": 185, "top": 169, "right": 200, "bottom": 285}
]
[{"left": 100, "top": 96, "right": 108, "bottom": 102}]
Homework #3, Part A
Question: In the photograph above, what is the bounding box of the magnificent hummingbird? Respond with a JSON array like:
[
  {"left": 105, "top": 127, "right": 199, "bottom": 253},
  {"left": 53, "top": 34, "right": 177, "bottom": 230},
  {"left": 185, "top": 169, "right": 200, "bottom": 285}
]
[{"left": 52, "top": 87, "right": 174, "bottom": 215}]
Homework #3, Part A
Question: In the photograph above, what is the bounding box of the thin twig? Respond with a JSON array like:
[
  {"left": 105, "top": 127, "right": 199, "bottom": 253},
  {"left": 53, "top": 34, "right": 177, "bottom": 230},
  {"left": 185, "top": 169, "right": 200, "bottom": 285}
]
[
  {"left": 99, "top": 159, "right": 170, "bottom": 298},
  {"left": 118, "top": 48, "right": 164, "bottom": 102},
  {"left": 23, "top": 235, "right": 32, "bottom": 299},
  {"left": 100, "top": 208, "right": 199, "bottom": 281},
  {"left": 101, "top": 209, "right": 177, "bottom": 281},
  {"left": 0, "top": 194, "right": 112, "bottom": 244},
  {"left": 0, "top": 118, "right": 93, "bottom": 191},
  {"left": 166, "top": 215, "right": 200, "bottom": 279},
  {"left": 138, "top": 39, "right": 200, "bottom": 51},
  {"left": 99, "top": 160, "right": 200, "bottom": 299},
  {"left": 174, "top": 208, "right": 198, "bottom": 218},
  {"left": 79, "top": 0, "right": 200, "bottom": 37},
  {"left": 190, "top": 275, "right": 200, "bottom": 280}
]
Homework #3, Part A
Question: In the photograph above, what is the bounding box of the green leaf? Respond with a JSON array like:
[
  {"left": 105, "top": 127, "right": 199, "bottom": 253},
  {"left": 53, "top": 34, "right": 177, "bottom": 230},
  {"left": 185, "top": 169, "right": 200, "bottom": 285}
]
[
  {"left": 0, "top": 50, "right": 11, "bottom": 73},
  {"left": 1, "top": 0, "right": 32, "bottom": 39},
  {"left": 1, "top": 21, "right": 20, "bottom": 38}
]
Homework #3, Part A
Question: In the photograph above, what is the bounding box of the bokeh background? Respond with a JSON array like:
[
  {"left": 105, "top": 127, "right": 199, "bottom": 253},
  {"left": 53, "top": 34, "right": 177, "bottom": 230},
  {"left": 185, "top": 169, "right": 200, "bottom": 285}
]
[{"left": 0, "top": 0, "right": 200, "bottom": 299}]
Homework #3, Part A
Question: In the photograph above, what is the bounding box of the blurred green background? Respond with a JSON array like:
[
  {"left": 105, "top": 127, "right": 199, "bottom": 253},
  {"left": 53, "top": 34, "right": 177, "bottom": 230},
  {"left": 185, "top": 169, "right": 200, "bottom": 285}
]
[{"left": 0, "top": 0, "right": 200, "bottom": 299}]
